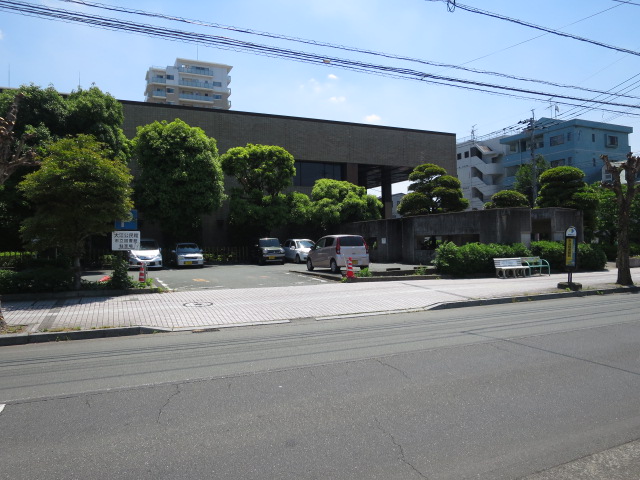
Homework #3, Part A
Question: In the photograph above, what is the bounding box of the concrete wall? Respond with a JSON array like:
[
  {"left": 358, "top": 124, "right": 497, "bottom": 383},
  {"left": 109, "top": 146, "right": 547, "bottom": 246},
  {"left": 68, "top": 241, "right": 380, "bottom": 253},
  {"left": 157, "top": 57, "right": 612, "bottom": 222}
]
[{"left": 342, "top": 208, "right": 583, "bottom": 264}]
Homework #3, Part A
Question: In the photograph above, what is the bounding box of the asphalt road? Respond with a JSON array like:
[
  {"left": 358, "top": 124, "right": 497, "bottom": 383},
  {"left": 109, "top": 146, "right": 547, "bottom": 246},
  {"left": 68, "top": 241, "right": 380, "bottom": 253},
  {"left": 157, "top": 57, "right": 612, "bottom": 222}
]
[
  {"left": 84, "top": 262, "right": 335, "bottom": 290},
  {"left": 1, "top": 295, "right": 639, "bottom": 479}
]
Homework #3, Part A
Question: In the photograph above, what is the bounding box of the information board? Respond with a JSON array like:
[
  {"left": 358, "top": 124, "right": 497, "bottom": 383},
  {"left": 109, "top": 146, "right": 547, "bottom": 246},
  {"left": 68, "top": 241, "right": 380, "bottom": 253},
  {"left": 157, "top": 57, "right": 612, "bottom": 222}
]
[{"left": 112, "top": 231, "right": 140, "bottom": 251}]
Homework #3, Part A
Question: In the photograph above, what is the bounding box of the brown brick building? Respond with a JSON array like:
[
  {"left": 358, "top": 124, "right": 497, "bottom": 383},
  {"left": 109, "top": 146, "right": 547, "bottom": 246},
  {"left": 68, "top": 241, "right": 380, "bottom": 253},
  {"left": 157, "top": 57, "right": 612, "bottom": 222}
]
[{"left": 120, "top": 100, "right": 456, "bottom": 244}]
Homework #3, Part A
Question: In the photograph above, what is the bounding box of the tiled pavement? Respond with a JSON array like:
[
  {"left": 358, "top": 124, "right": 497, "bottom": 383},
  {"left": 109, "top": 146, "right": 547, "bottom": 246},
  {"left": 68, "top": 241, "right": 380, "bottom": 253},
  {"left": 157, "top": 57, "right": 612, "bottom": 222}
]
[{"left": 3, "top": 267, "right": 636, "bottom": 333}]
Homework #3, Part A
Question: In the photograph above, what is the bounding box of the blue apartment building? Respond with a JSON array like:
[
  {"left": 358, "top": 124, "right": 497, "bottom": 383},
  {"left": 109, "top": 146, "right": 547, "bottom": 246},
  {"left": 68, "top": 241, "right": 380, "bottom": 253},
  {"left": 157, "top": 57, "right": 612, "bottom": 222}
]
[{"left": 499, "top": 117, "right": 632, "bottom": 188}]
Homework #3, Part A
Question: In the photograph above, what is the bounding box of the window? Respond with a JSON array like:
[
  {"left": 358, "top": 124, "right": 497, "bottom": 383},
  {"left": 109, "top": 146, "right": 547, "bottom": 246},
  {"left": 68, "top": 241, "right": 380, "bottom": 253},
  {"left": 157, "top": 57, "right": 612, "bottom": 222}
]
[
  {"left": 456, "top": 153, "right": 462, "bottom": 160},
  {"left": 567, "top": 132, "right": 572, "bottom": 141},
  {"left": 550, "top": 134, "right": 564, "bottom": 146},
  {"left": 593, "top": 158, "right": 596, "bottom": 167},
  {"left": 606, "top": 135, "right": 619, "bottom": 147},
  {"left": 592, "top": 134, "right": 596, "bottom": 142},
  {"left": 212, "top": 81, "right": 222, "bottom": 87},
  {"left": 167, "top": 88, "right": 174, "bottom": 93},
  {"left": 166, "top": 75, "right": 174, "bottom": 80},
  {"left": 568, "top": 157, "right": 573, "bottom": 165},
  {"left": 464, "top": 151, "right": 469, "bottom": 158},
  {"left": 551, "top": 159, "right": 566, "bottom": 167},
  {"left": 293, "top": 161, "right": 343, "bottom": 186}
]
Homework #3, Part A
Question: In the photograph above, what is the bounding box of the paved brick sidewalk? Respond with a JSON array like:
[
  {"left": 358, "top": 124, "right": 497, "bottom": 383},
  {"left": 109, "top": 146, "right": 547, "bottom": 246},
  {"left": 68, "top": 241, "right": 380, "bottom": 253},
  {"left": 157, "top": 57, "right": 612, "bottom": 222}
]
[{"left": 3, "top": 268, "right": 633, "bottom": 333}]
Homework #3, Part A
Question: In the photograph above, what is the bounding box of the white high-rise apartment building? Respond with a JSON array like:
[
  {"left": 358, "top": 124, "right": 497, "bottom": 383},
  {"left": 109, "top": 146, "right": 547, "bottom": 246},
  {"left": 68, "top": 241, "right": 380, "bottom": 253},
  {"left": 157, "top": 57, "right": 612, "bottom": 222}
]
[{"left": 144, "top": 58, "right": 232, "bottom": 109}]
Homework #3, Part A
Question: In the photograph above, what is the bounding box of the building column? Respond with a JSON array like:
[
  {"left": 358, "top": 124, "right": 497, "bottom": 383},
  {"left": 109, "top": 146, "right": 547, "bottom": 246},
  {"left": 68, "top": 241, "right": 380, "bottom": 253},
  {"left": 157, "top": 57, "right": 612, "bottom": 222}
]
[
  {"left": 381, "top": 167, "right": 392, "bottom": 219},
  {"left": 345, "top": 163, "right": 359, "bottom": 185}
]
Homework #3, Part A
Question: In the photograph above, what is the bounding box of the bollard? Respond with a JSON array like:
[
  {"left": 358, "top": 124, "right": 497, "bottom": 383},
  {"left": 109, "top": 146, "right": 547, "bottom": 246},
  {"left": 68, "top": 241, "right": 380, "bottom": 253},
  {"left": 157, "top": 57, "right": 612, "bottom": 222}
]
[{"left": 138, "top": 264, "right": 146, "bottom": 282}]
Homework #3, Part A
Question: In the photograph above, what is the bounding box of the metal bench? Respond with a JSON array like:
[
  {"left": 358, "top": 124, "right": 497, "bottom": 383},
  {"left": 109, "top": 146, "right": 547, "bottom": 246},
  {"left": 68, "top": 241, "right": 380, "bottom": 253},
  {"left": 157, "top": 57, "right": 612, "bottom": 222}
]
[
  {"left": 521, "top": 256, "right": 550, "bottom": 276},
  {"left": 493, "top": 258, "right": 529, "bottom": 278}
]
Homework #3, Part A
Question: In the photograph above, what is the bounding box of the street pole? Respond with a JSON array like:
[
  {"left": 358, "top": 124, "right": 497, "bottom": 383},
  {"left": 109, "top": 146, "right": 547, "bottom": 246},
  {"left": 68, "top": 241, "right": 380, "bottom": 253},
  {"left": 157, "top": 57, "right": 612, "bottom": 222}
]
[{"left": 529, "top": 110, "right": 537, "bottom": 206}]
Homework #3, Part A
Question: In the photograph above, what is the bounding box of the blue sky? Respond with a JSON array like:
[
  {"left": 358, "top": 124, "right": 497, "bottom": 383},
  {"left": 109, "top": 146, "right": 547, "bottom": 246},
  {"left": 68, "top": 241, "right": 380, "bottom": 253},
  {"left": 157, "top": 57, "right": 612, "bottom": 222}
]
[{"left": 1, "top": 0, "right": 640, "bottom": 194}]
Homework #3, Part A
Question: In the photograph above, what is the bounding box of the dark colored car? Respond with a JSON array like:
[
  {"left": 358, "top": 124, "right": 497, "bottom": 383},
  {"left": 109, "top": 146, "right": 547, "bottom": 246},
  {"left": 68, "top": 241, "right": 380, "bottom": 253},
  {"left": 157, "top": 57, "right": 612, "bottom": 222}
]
[{"left": 253, "top": 238, "right": 285, "bottom": 265}]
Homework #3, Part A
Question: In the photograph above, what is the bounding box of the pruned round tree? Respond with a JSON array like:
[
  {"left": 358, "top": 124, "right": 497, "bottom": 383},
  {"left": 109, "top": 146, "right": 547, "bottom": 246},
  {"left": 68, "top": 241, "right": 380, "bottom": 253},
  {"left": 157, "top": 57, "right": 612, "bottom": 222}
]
[
  {"left": 484, "top": 190, "right": 529, "bottom": 209},
  {"left": 397, "top": 163, "right": 468, "bottom": 216},
  {"left": 310, "top": 179, "right": 382, "bottom": 231}
]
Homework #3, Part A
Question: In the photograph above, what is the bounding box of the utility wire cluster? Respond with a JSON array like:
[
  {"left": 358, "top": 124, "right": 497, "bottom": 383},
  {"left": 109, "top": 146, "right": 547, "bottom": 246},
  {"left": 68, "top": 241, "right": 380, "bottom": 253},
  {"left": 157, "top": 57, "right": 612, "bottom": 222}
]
[{"left": 2, "top": 0, "right": 640, "bottom": 138}]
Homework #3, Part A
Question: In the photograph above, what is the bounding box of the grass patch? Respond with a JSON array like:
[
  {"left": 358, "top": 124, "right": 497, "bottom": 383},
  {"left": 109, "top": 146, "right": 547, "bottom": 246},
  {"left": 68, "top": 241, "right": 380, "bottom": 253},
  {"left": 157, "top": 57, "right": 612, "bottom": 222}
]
[
  {"left": 41, "top": 326, "right": 81, "bottom": 333},
  {"left": 0, "top": 324, "right": 27, "bottom": 335}
]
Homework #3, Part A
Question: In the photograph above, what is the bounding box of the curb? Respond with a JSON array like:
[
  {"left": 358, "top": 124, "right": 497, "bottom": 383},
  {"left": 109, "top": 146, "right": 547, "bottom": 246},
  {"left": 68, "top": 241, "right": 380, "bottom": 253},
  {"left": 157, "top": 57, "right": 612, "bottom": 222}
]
[
  {"left": 429, "top": 285, "right": 640, "bottom": 310},
  {"left": 0, "top": 287, "right": 162, "bottom": 302},
  {"left": 0, "top": 326, "right": 171, "bottom": 347}
]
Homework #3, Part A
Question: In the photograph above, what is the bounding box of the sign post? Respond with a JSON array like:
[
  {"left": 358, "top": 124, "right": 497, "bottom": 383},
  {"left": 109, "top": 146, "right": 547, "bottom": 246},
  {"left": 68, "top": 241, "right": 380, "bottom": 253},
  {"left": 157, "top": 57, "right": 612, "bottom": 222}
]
[
  {"left": 558, "top": 226, "right": 581, "bottom": 291},
  {"left": 112, "top": 231, "right": 140, "bottom": 251}
]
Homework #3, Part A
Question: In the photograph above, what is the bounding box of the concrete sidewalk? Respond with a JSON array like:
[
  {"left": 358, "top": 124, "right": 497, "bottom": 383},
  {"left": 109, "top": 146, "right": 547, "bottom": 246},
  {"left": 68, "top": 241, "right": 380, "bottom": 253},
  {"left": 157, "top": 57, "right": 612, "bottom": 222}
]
[{"left": 2, "top": 266, "right": 639, "bottom": 345}]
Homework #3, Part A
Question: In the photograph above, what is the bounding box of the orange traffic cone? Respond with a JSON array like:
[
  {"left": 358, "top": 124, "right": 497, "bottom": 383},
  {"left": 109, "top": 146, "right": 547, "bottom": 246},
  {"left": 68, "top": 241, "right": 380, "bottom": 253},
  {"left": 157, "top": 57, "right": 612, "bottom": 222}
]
[
  {"left": 138, "top": 264, "right": 146, "bottom": 282},
  {"left": 346, "top": 257, "right": 354, "bottom": 279}
]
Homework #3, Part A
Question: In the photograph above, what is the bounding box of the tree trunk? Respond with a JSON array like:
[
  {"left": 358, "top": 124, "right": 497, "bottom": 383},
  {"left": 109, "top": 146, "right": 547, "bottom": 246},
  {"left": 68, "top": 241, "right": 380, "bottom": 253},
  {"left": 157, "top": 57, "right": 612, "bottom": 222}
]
[
  {"left": 73, "top": 255, "right": 83, "bottom": 290},
  {"left": 616, "top": 193, "right": 633, "bottom": 285}
]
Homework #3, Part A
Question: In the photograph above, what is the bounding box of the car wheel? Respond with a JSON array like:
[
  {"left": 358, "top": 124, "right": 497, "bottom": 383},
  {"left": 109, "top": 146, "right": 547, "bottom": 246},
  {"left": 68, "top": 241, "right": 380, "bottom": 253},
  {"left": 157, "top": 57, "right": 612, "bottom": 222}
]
[
  {"left": 306, "top": 258, "right": 314, "bottom": 271},
  {"left": 294, "top": 254, "right": 301, "bottom": 264},
  {"left": 330, "top": 259, "right": 340, "bottom": 274}
]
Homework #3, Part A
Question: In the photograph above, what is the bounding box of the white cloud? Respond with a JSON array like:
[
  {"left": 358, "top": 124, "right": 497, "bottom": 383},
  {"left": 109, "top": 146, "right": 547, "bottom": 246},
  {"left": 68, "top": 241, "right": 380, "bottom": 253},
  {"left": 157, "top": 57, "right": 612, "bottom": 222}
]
[
  {"left": 328, "top": 74, "right": 338, "bottom": 80},
  {"left": 0, "top": 30, "right": 4, "bottom": 41},
  {"left": 364, "top": 114, "right": 382, "bottom": 124},
  {"left": 329, "top": 96, "right": 346, "bottom": 103}
]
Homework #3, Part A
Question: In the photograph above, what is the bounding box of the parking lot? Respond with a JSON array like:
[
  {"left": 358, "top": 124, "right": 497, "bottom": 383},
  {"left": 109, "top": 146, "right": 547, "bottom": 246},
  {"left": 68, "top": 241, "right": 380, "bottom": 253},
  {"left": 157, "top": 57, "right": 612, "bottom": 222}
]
[{"left": 110, "top": 262, "right": 338, "bottom": 291}]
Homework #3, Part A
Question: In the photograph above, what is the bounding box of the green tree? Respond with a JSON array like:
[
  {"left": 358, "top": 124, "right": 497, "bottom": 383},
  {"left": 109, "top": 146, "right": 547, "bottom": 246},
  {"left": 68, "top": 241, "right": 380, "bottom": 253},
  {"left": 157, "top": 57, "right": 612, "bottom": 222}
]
[
  {"left": 484, "top": 190, "right": 529, "bottom": 209},
  {"left": 513, "top": 155, "right": 550, "bottom": 206},
  {"left": 132, "top": 119, "right": 225, "bottom": 242},
  {"left": 221, "top": 143, "right": 296, "bottom": 197},
  {"left": 601, "top": 153, "right": 640, "bottom": 285},
  {"left": 536, "top": 166, "right": 599, "bottom": 240},
  {"left": 220, "top": 144, "right": 296, "bottom": 236},
  {"left": 310, "top": 179, "right": 382, "bottom": 231},
  {"left": 397, "top": 163, "right": 468, "bottom": 216},
  {"left": 18, "top": 135, "right": 133, "bottom": 289},
  {"left": 65, "top": 86, "right": 130, "bottom": 160}
]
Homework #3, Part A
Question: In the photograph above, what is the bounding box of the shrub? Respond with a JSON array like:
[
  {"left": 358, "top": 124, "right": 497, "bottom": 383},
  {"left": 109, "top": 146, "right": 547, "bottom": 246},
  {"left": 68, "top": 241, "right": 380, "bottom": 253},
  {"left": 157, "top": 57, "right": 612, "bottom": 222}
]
[
  {"left": 0, "top": 267, "right": 73, "bottom": 293},
  {"left": 577, "top": 243, "right": 607, "bottom": 271},
  {"left": 529, "top": 241, "right": 564, "bottom": 270},
  {"left": 434, "top": 242, "right": 531, "bottom": 276},
  {"left": 106, "top": 258, "right": 136, "bottom": 290}
]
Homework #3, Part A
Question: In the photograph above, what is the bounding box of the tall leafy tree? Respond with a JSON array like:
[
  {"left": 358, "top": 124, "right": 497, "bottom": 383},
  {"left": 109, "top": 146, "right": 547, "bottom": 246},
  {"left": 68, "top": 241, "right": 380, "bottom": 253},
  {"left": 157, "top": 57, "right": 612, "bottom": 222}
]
[
  {"left": 66, "top": 86, "right": 130, "bottom": 160},
  {"left": 310, "top": 179, "right": 382, "bottom": 231},
  {"left": 514, "top": 154, "right": 550, "bottom": 206},
  {"left": 397, "top": 163, "right": 468, "bottom": 216},
  {"left": 601, "top": 153, "right": 640, "bottom": 285},
  {"left": 536, "top": 166, "right": 599, "bottom": 240},
  {"left": 132, "top": 119, "right": 225, "bottom": 242},
  {"left": 220, "top": 144, "right": 296, "bottom": 236},
  {"left": 18, "top": 135, "right": 133, "bottom": 289}
]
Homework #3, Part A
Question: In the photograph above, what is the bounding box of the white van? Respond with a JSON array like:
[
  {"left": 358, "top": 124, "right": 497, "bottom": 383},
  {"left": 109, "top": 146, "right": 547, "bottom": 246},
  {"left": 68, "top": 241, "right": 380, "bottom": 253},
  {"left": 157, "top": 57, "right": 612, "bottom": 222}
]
[{"left": 306, "top": 234, "right": 369, "bottom": 274}]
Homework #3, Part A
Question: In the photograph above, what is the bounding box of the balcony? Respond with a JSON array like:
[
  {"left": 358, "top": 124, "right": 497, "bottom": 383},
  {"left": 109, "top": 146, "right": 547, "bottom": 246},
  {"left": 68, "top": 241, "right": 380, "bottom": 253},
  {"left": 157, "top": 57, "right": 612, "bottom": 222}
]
[
  {"left": 177, "top": 66, "right": 214, "bottom": 76},
  {"left": 179, "top": 93, "right": 214, "bottom": 102},
  {"left": 148, "top": 90, "right": 166, "bottom": 98},
  {"left": 148, "top": 76, "right": 166, "bottom": 84}
]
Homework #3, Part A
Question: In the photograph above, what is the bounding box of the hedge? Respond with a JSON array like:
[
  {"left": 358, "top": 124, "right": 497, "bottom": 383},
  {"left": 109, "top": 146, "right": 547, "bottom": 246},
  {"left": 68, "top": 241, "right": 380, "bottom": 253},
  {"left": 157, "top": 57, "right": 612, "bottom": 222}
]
[{"left": 434, "top": 241, "right": 607, "bottom": 277}]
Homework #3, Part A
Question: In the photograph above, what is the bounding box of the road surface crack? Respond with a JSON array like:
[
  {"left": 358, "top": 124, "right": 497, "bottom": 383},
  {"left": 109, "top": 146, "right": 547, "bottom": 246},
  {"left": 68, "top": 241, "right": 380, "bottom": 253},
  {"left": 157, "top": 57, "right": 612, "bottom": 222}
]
[
  {"left": 375, "top": 417, "right": 427, "bottom": 479},
  {"left": 376, "top": 358, "right": 411, "bottom": 380},
  {"left": 157, "top": 384, "right": 181, "bottom": 424}
]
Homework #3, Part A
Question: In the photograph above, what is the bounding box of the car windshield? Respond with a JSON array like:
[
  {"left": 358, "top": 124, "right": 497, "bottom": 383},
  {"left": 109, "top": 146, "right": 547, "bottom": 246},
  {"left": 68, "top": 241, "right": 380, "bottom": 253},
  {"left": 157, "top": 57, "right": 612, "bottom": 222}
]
[
  {"left": 139, "top": 240, "right": 159, "bottom": 250},
  {"left": 259, "top": 238, "right": 280, "bottom": 247},
  {"left": 176, "top": 244, "right": 200, "bottom": 253},
  {"left": 298, "top": 240, "right": 314, "bottom": 248}
]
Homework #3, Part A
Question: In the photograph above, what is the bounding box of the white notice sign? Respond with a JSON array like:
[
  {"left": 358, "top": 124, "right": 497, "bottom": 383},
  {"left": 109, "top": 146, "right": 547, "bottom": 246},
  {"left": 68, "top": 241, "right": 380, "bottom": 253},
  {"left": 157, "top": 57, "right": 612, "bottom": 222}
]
[{"left": 112, "top": 231, "right": 140, "bottom": 251}]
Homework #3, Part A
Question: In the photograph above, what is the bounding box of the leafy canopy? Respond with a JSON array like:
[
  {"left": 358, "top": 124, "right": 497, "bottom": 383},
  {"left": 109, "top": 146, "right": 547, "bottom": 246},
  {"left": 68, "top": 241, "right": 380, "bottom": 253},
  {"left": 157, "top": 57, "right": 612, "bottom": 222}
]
[
  {"left": 484, "top": 190, "right": 529, "bottom": 209},
  {"left": 514, "top": 154, "right": 550, "bottom": 206},
  {"left": 132, "top": 119, "right": 225, "bottom": 240},
  {"left": 18, "top": 135, "right": 133, "bottom": 287},
  {"left": 220, "top": 143, "right": 295, "bottom": 197},
  {"left": 310, "top": 179, "right": 382, "bottom": 230}
]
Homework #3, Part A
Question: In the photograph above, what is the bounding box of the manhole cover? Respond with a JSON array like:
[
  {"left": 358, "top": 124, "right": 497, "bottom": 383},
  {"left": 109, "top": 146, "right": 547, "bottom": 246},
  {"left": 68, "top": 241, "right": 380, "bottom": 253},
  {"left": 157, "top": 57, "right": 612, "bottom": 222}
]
[{"left": 184, "top": 302, "right": 213, "bottom": 307}]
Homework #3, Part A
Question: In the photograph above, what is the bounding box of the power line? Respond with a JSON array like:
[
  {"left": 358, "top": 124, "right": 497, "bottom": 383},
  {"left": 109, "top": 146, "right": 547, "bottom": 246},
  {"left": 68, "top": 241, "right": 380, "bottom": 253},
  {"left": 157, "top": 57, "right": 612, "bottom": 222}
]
[
  {"left": 432, "top": 0, "right": 640, "bottom": 58},
  {"left": 3, "top": 0, "right": 640, "bottom": 117},
  {"left": 57, "top": 0, "right": 640, "bottom": 101}
]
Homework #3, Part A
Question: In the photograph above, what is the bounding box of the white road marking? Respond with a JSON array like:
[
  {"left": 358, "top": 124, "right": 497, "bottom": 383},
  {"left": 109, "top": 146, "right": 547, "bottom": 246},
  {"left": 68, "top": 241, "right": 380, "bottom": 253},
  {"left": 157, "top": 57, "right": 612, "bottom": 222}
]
[{"left": 0, "top": 404, "right": 5, "bottom": 414}]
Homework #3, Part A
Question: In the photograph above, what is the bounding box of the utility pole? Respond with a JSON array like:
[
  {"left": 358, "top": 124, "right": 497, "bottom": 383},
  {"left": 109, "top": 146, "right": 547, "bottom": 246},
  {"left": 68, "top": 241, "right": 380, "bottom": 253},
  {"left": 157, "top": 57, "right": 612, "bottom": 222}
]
[{"left": 528, "top": 110, "right": 537, "bottom": 205}]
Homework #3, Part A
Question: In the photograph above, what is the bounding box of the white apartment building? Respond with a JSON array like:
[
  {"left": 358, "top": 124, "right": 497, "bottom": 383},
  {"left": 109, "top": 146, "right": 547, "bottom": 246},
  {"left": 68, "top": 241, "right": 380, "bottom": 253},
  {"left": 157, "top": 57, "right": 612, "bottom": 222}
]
[
  {"left": 456, "top": 136, "right": 508, "bottom": 210},
  {"left": 144, "top": 58, "right": 232, "bottom": 109}
]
